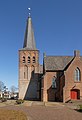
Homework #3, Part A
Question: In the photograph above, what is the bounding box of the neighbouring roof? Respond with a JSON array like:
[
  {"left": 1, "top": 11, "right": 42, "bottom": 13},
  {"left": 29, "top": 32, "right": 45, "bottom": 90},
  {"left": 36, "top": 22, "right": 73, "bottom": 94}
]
[
  {"left": 44, "top": 56, "right": 74, "bottom": 71},
  {"left": 23, "top": 16, "right": 36, "bottom": 50}
]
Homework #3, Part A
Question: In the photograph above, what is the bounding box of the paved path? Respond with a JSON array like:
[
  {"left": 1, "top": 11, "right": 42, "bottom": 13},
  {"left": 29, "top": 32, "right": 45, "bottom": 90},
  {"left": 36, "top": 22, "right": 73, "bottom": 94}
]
[{"left": 2, "top": 104, "right": 82, "bottom": 120}]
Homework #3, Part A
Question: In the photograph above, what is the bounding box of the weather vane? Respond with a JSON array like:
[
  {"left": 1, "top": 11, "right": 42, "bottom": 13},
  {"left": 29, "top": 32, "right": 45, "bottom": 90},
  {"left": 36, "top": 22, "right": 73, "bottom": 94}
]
[{"left": 28, "top": 8, "right": 31, "bottom": 17}]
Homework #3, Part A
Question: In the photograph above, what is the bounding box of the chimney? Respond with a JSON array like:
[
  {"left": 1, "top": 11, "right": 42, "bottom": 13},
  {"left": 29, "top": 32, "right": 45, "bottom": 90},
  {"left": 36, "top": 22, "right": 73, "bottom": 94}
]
[{"left": 74, "top": 50, "right": 80, "bottom": 57}]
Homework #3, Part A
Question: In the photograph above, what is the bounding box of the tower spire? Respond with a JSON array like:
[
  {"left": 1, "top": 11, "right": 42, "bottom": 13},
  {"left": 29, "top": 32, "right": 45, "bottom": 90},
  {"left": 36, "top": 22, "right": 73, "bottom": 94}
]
[{"left": 23, "top": 10, "right": 36, "bottom": 50}]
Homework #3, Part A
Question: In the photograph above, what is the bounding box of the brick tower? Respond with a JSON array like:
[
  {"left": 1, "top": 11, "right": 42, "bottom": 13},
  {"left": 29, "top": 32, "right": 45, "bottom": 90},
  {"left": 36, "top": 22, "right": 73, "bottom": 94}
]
[{"left": 19, "top": 15, "right": 39, "bottom": 100}]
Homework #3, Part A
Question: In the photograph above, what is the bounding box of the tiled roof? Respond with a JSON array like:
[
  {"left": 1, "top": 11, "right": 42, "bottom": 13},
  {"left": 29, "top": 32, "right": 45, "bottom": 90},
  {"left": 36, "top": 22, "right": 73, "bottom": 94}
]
[{"left": 44, "top": 56, "right": 74, "bottom": 70}]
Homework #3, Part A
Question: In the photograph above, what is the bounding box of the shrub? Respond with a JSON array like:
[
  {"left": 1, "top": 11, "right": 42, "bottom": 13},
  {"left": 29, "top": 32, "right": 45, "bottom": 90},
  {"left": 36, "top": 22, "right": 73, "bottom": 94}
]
[
  {"left": 16, "top": 99, "right": 24, "bottom": 104},
  {"left": 78, "top": 105, "right": 82, "bottom": 112},
  {"left": 1, "top": 98, "right": 7, "bottom": 102}
]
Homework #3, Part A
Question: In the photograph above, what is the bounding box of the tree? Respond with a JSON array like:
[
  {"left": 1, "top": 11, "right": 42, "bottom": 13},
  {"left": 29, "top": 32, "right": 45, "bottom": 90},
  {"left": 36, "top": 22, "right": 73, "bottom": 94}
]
[
  {"left": 0, "top": 81, "right": 4, "bottom": 92},
  {"left": 10, "top": 85, "right": 18, "bottom": 99},
  {"left": 10, "top": 85, "right": 17, "bottom": 94}
]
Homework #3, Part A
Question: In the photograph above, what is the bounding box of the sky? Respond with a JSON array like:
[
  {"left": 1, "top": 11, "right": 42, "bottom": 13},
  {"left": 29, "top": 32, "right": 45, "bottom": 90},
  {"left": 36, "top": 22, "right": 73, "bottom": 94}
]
[{"left": 0, "top": 0, "right": 82, "bottom": 90}]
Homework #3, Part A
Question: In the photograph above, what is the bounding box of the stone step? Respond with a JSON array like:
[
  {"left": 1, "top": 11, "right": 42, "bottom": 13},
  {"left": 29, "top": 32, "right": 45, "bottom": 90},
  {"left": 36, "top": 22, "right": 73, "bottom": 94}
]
[
  {"left": 71, "top": 100, "right": 82, "bottom": 104},
  {"left": 45, "top": 102, "right": 64, "bottom": 107},
  {"left": 32, "top": 101, "right": 45, "bottom": 106},
  {"left": 23, "top": 101, "right": 65, "bottom": 107}
]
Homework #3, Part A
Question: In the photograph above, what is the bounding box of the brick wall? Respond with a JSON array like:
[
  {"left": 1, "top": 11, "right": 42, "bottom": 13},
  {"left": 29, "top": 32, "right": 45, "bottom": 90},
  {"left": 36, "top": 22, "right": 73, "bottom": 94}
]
[
  {"left": 19, "top": 49, "right": 40, "bottom": 100},
  {"left": 64, "top": 57, "right": 82, "bottom": 102}
]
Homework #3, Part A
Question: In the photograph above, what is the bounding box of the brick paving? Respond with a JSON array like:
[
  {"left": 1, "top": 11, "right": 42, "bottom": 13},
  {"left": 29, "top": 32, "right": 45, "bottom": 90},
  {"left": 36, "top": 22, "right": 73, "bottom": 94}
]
[{"left": 1, "top": 104, "right": 82, "bottom": 120}]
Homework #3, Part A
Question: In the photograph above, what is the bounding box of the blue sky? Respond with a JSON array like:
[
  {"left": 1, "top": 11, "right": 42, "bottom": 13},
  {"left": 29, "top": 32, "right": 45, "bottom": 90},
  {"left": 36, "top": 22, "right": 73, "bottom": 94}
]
[{"left": 0, "top": 0, "right": 82, "bottom": 90}]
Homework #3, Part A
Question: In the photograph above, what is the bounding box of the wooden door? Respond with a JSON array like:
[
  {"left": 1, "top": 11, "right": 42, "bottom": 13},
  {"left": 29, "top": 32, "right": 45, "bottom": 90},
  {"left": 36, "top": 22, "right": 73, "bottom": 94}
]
[{"left": 71, "top": 90, "right": 77, "bottom": 99}]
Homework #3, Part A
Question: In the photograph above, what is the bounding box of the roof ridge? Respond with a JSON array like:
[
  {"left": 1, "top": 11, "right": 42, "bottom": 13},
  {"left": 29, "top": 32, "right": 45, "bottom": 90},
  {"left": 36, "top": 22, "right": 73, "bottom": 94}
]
[{"left": 46, "top": 56, "right": 73, "bottom": 57}]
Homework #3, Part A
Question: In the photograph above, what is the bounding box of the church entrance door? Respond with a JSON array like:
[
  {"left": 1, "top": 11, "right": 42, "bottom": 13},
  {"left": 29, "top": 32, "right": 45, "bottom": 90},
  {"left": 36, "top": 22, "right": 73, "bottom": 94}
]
[{"left": 70, "top": 89, "right": 80, "bottom": 100}]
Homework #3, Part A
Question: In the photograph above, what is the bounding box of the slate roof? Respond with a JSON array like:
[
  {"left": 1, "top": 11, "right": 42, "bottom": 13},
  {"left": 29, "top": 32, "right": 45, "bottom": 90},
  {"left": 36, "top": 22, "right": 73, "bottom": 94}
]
[
  {"left": 23, "top": 16, "right": 36, "bottom": 50},
  {"left": 44, "top": 56, "right": 74, "bottom": 71}
]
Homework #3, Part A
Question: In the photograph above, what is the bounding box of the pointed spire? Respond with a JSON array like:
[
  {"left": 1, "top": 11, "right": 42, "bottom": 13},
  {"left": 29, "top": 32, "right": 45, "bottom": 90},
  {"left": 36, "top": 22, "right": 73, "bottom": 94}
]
[{"left": 23, "top": 16, "right": 36, "bottom": 50}]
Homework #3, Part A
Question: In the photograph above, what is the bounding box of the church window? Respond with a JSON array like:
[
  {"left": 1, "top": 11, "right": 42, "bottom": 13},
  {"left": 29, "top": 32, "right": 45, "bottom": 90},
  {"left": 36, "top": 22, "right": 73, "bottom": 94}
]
[
  {"left": 74, "top": 67, "right": 81, "bottom": 82},
  {"left": 28, "top": 56, "right": 30, "bottom": 63},
  {"left": 31, "top": 66, "right": 35, "bottom": 78},
  {"left": 24, "top": 72, "right": 25, "bottom": 79},
  {"left": 33, "top": 56, "right": 36, "bottom": 63},
  {"left": 23, "top": 56, "right": 25, "bottom": 63},
  {"left": 52, "top": 76, "right": 57, "bottom": 88}
]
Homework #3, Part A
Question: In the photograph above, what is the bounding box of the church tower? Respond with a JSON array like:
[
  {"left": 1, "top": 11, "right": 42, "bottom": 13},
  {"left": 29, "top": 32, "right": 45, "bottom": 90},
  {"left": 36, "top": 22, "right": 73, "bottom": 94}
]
[{"left": 19, "top": 15, "right": 39, "bottom": 100}]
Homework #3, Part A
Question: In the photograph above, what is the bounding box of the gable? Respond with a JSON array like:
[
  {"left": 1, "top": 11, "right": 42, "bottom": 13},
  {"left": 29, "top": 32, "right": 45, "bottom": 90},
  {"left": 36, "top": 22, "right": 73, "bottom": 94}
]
[{"left": 65, "top": 57, "right": 82, "bottom": 72}]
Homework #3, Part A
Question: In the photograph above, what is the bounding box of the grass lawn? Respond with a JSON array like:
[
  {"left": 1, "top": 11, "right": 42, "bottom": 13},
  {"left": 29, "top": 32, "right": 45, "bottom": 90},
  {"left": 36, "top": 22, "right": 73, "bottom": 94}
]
[{"left": 0, "top": 109, "right": 27, "bottom": 120}]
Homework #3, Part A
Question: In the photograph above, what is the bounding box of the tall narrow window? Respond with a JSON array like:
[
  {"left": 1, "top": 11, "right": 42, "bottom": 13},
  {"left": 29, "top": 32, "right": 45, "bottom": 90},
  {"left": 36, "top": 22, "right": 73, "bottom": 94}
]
[
  {"left": 31, "top": 66, "right": 35, "bottom": 78},
  {"left": 24, "top": 66, "right": 28, "bottom": 79},
  {"left": 33, "top": 56, "right": 36, "bottom": 63},
  {"left": 52, "top": 76, "right": 57, "bottom": 88},
  {"left": 75, "top": 67, "right": 81, "bottom": 82},
  {"left": 28, "top": 56, "right": 30, "bottom": 63},
  {"left": 23, "top": 56, "right": 25, "bottom": 63},
  {"left": 24, "top": 72, "right": 25, "bottom": 79}
]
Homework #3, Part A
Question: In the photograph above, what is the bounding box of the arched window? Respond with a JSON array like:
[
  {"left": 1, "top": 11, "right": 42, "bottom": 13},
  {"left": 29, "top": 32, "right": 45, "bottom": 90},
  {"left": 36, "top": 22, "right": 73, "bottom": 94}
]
[
  {"left": 33, "top": 56, "right": 36, "bottom": 63},
  {"left": 28, "top": 56, "right": 30, "bottom": 63},
  {"left": 75, "top": 67, "right": 81, "bottom": 82},
  {"left": 23, "top": 56, "right": 25, "bottom": 63},
  {"left": 52, "top": 76, "right": 57, "bottom": 88},
  {"left": 24, "top": 66, "right": 28, "bottom": 79}
]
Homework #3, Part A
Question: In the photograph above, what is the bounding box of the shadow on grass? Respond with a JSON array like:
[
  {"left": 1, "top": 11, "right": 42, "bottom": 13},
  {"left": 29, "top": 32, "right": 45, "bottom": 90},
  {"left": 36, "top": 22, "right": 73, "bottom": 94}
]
[
  {"left": 74, "top": 104, "right": 82, "bottom": 112},
  {"left": 74, "top": 109, "right": 82, "bottom": 113}
]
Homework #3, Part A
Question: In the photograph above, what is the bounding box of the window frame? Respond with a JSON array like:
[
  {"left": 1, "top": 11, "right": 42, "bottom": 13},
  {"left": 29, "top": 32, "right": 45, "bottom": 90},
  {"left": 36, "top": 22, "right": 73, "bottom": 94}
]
[
  {"left": 74, "top": 67, "right": 81, "bottom": 82},
  {"left": 52, "top": 76, "right": 57, "bottom": 89}
]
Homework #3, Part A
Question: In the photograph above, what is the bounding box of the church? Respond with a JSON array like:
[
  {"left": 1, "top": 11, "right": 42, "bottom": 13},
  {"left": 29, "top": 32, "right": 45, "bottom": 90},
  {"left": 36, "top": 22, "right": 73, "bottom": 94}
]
[{"left": 18, "top": 15, "right": 82, "bottom": 103}]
